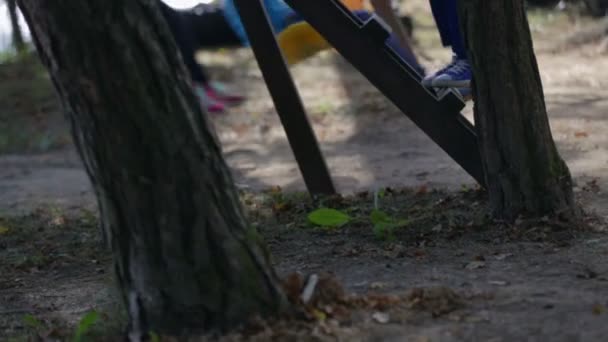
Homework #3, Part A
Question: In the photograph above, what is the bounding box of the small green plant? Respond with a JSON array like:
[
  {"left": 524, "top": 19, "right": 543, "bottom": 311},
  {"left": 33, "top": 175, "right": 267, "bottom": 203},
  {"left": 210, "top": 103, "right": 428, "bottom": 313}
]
[
  {"left": 148, "top": 332, "right": 161, "bottom": 342},
  {"left": 0, "top": 222, "right": 10, "bottom": 235},
  {"left": 376, "top": 188, "right": 386, "bottom": 199},
  {"left": 0, "top": 47, "right": 30, "bottom": 64},
  {"left": 370, "top": 209, "right": 408, "bottom": 241},
  {"left": 264, "top": 186, "right": 292, "bottom": 214},
  {"left": 371, "top": 188, "right": 408, "bottom": 241},
  {"left": 308, "top": 208, "right": 351, "bottom": 228},
  {"left": 314, "top": 101, "right": 334, "bottom": 115},
  {"left": 79, "top": 208, "right": 98, "bottom": 226},
  {"left": 15, "top": 253, "right": 51, "bottom": 270},
  {"left": 73, "top": 310, "right": 99, "bottom": 342},
  {"left": 21, "top": 314, "right": 46, "bottom": 340},
  {"left": 22, "top": 314, "right": 44, "bottom": 331}
]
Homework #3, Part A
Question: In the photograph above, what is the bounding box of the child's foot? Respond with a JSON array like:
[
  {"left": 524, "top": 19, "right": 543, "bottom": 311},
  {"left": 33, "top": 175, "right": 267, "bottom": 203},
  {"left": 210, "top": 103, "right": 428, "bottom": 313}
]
[
  {"left": 205, "top": 101, "right": 227, "bottom": 114},
  {"left": 205, "top": 81, "right": 245, "bottom": 106},
  {"left": 422, "top": 57, "right": 472, "bottom": 88},
  {"left": 193, "top": 82, "right": 226, "bottom": 114}
]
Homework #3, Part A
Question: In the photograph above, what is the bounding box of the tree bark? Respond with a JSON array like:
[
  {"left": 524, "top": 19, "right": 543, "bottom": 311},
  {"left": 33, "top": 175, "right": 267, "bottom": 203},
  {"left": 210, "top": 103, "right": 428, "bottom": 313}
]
[
  {"left": 458, "top": 0, "right": 577, "bottom": 220},
  {"left": 17, "top": 0, "right": 289, "bottom": 338},
  {"left": 584, "top": 0, "right": 608, "bottom": 17},
  {"left": 7, "top": 0, "right": 25, "bottom": 52}
]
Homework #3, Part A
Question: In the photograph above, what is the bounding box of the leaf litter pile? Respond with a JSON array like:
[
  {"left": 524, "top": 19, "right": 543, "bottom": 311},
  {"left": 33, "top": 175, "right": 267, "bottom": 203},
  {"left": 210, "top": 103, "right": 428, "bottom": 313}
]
[
  {"left": 215, "top": 274, "right": 466, "bottom": 342},
  {"left": 0, "top": 186, "right": 602, "bottom": 341}
]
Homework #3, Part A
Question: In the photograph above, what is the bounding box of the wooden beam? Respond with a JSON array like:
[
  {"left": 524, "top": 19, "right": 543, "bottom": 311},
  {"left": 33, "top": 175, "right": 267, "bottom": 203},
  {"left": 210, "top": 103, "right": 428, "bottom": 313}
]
[{"left": 233, "top": 0, "right": 337, "bottom": 195}]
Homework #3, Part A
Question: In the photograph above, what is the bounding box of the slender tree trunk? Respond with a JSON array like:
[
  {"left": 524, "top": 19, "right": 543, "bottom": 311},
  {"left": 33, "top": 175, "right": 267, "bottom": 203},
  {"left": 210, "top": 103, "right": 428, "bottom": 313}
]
[
  {"left": 7, "top": 0, "right": 25, "bottom": 52},
  {"left": 458, "top": 0, "right": 577, "bottom": 221},
  {"left": 18, "top": 0, "right": 289, "bottom": 337}
]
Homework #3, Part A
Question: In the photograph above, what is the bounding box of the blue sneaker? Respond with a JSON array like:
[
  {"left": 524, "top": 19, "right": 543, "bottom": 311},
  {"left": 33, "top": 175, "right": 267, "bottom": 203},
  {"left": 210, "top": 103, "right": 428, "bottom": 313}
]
[{"left": 422, "top": 57, "right": 472, "bottom": 88}]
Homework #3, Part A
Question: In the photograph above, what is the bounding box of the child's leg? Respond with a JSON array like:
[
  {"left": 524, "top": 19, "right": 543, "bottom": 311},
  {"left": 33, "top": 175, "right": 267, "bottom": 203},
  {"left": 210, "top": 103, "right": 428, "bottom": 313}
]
[
  {"left": 222, "top": 0, "right": 297, "bottom": 46},
  {"left": 185, "top": 4, "right": 242, "bottom": 48},
  {"left": 160, "top": 3, "right": 228, "bottom": 113},
  {"left": 160, "top": 2, "right": 210, "bottom": 85},
  {"left": 422, "top": 0, "right": 471, "bottom": 93},
  {"left": 164, "top": 3, "right": 246, "bottom": 107},
  {"left": 351, "top": 10, "right": 424, "bottom": 75},
  {"left": 370, "top": 0, "right": 413, "bottom": 55},
  {"left": 428, "top": 0, "right": 466, "bottom": 59}
]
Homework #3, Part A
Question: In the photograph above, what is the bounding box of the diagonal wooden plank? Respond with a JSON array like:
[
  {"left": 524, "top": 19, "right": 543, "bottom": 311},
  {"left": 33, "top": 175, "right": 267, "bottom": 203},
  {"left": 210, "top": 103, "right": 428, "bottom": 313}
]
[
  {"left": 284, "top": 0, "right": 486, "bottom": 187},
  {"left": 233, "top": 0, "right": 336, "bottom": 195}
]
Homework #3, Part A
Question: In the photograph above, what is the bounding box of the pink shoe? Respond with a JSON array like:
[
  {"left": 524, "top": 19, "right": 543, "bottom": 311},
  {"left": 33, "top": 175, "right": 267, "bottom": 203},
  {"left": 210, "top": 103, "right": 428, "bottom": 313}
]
[
  {"left": 206, "top": 101, "right": 226, "bottom": 114},
  {"left": 204, "top": 81, "right": 245, "bottom": 106},
  {"left": 192, "top": 82, "right": 226, "bottom": 114}
]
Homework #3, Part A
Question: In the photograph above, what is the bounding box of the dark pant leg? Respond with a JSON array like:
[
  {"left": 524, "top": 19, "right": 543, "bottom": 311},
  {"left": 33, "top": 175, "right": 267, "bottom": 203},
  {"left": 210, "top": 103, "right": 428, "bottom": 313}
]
[
  {"left": 159, "top": 2, "right": 209, "bottom": 83},
  {"left": 184, "top": 4, "right": 242, "bottom": 48},
  {"left": 429, "top": 0, "right": 466, "bottom": 59},
  {"left": 352, "top": 10, "right": 424, "bottom": 75}
]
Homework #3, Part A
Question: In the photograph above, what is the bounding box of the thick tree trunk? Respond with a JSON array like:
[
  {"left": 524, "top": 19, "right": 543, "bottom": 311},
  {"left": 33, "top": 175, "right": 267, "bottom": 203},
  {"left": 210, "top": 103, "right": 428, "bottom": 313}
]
[
  {"left": 458, "top": 0, "right": 577, "bottom": 220},
  {"left": 18, "top": 0, "right": 289, "bottom": 337},
  {"left": 7, "top": 0, "right": 25, "bottom": 52}
]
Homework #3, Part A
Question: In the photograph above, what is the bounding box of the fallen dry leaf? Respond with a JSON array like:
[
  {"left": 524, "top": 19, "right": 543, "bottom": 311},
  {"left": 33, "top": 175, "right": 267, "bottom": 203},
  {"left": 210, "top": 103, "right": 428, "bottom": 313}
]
[
  {"left": 431, "top": 224, "right": 443, "bottom": 232},
  {"left": 488, "top": 280, "right": 509, "bottom": 286},
  {"left": 282, "top": 272, "right": 304, "bottom": 304},
  {"left": 416, "top": 185, "right": 428, "bottom": 195},
  {"left": 307, "top": 273, "right": 346, "bottom": 307},
  {"left": 369, "top": 282, "right": 387, "bottom": 290},
  {"left": 272, "top": 202, "right": 291, "bottom": 213},
  {"left": 465, "top": 310, "right": 491, "bottom": 323},
  {"left": 412, "top": 249, "right": 427, "bottom": 259},
  {"left": 406, "top": 287, "right": 464, "bottom": 317},
  {"left": 349, "top": 293, "right": 402, "bottom": 311},
  {"left": 372, "top": 311, "right": 390, "bottom": 324},
  {"left": 494, "top": 253, "right": 513, "bottom": 261},
  {"left": 473, "top": 255, "right": 486, "bottom": 261},
  {"left": 231, "top": 123, "right": 250, "bottom": 136},
  {"left": 465, "top": 261, "right": 486, "bottom": 270}
]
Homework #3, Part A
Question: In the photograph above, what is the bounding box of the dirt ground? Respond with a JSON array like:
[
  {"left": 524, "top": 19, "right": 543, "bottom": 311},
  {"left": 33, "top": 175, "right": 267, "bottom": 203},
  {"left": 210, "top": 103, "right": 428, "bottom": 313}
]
[{"left": 2, "top": 3, "right": 608, "bottom": 341}]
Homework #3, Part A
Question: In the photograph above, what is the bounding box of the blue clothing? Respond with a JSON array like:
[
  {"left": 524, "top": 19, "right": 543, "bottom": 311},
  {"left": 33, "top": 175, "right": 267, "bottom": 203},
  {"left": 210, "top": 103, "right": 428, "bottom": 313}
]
[
  {"left": 222, "top": 0, "right": 296, "bottom": 45},
  {"left": 222, "top": 2, "right": 423, "bottom": 74},
  {"left": 161, "top": 0, "right": 425, "bottom": 80},
  {"left": 429, "top": 0, "right": 467, "bottom": 59},
  {"left": 352, "top": 10, "right": 424, "bottom": 76}
]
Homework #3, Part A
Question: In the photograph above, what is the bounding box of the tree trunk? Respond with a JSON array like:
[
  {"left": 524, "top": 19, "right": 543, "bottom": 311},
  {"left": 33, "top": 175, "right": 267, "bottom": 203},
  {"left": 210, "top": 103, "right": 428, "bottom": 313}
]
[
  {"left": 584, "top": 0, "right": 608, "bottom": 17},
  {"left": 458, "top": 0, "right": 577, "bottom": 220},
  {"left": 17, "top": 0, "right": 289, "bottom": 337},
  {"left": 7, "top": 0, "right": 25, "bottom": 52}
]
